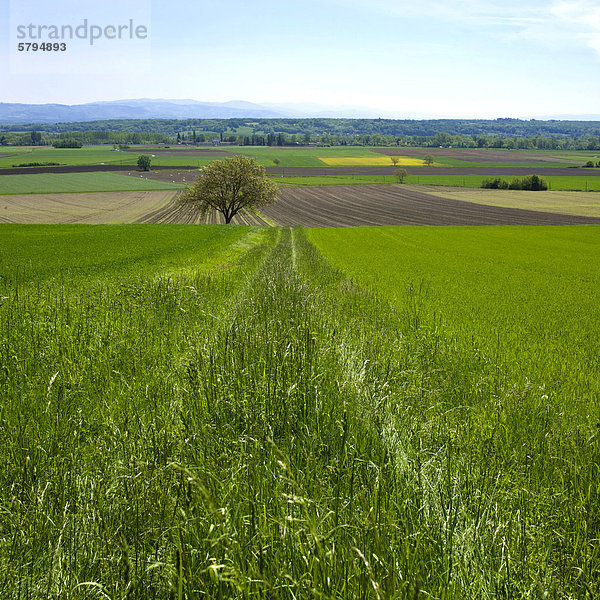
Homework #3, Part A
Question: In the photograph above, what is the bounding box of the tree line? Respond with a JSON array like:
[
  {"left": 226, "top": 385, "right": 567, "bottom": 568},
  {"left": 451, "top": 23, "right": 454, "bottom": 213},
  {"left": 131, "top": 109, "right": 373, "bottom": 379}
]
[{"left": 2, "top": 118, "right": 600, "bottom": 149}]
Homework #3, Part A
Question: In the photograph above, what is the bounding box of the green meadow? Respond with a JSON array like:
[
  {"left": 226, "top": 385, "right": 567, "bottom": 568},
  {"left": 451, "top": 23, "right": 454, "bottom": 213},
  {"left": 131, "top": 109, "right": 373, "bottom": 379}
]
[
  {"left": 0, "top": 172, "right": 183, "bottom": 194},
  {"left": 0, "top": 224, "right": 598, "bottom": 598}
]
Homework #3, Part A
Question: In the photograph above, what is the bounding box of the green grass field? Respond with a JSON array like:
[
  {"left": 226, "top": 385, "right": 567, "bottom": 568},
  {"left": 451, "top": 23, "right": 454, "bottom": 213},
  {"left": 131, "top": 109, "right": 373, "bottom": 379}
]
[
  {"left": 1, "top": 224, "right": 599, "bottom": 598},
  {"left": 309, "top": 224, "right": 600, "bottom": 404},
  {"left": 0, "top": 172, "right": 184, "bottom": 194}
]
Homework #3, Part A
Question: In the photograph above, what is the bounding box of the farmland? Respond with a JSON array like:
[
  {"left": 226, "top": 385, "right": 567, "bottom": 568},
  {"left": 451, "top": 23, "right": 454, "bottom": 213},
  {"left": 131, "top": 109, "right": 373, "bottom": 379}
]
[
  {"left": 1, "top": 224, "right": 599, "bottom": 598},
  {"left": 0, "top": 172, "right": 183, "bottom": 194},
  {"left": 1, "top": 142, "right": 600, "bottom": 598},
  {"left": 318, "top": 156, "right": 433, "bottom": 167},
  {"left": 263, "top": 185, "right": 600, "bottom": 226},
  {"left": 308, "top": 224, "right": 600, "bottom": 421},
  {"left": 420, "top": 186, "right": 600, "bottom": 217},
  {"left": 0, "top": 191, "right": 181, "bottom": 224},
  {"left": 4, "top": 184, "right": 600, "bottom": 226}
]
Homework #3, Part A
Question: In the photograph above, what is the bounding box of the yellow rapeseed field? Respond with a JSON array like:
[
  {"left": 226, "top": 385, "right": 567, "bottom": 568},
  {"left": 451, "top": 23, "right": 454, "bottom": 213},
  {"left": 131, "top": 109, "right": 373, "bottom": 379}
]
[{"left": 319, "top": 156, "right": 432, "bottom": 166}]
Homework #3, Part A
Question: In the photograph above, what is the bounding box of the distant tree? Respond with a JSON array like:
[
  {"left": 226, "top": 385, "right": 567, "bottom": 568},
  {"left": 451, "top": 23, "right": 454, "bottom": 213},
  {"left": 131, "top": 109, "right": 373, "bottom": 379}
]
[
  {"left": 181, "top": 155, "right": 278, "bottom": 224},
  {"left": 423, "top": 155, "right": 434, "bottom": 166},
  {"left": 53, "top": 138, "right": 83, "bottom": 148},
  {"left": 137, "top": 155, "right": 152, "bottom": 171},
  {"left": 30, "top": 130, "right": 43, "bottom": 145},
  {"left": 584, "top": 160, "right": 595, "bottom": 168},
  {"left": 521, "top": 174, "right": 547, "bottom": 191},
  {"left": 482, "top": 177, "right": 508, "bottom": 189},
  {"left": 390, "top": 156, "right": 400, "bottom": 166},
  {"left": 394, "top": 167, "right": 408, "bottom": 184},
  {"left": 508, "top": 178, "right": 523, "bottom": 190}
]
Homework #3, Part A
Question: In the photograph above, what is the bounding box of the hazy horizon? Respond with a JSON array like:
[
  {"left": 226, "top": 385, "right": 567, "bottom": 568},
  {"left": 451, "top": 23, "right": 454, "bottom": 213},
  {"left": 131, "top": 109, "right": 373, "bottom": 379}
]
[{"left": 1, "top": 0, "right": 599, "bottom": 119}]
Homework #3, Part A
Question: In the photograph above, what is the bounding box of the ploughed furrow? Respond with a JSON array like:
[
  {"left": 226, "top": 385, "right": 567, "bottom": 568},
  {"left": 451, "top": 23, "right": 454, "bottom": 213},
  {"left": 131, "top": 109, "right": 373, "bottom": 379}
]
[
  {"left": 136, "top": 193, "right": 272, "bottom": 225},
  {"left": 265, "top": 184, "right": 600, "bottom": 226}
]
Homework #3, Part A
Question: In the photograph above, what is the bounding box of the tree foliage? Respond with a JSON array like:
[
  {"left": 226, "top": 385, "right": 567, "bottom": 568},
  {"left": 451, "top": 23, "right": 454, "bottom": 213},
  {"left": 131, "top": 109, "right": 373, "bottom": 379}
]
[
  {"left": 394, "top": 168, "right": 408, "bottom": 184},
  {"left": 137, "top": 155, "right": 152, "bottom": 171},
  {"left": 481, "top": 174, "right": 548, "bottom": 191},
  {"left": 53, "top": 138, "right": 83, "bottom": 148},
  {"left": 181, "top": 155, "right": 278, "bottom": 224}
]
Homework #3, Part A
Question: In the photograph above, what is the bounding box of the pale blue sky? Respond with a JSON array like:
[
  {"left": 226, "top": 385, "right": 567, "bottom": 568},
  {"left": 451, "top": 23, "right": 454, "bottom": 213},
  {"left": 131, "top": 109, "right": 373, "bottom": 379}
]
[{"left": 1, "top": 0, "right": 599, "bottom": 117}]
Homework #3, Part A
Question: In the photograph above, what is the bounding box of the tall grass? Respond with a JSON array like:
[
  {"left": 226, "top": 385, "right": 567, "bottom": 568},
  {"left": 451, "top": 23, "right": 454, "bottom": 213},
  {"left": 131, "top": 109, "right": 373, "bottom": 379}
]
[{"left": 0, "top": 225, "right": 598, "bottom": 598}]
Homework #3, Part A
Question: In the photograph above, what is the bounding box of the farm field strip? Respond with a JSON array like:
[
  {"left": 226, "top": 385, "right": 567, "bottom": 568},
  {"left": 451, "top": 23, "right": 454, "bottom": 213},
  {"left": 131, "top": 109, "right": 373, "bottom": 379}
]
[
  {"left": 1, "top": 225, "right": 598, "bottom": 597},
  {"left": 418, "top": 185, "right": 600, "bottom": 217},
  {"left": 1, "top": 146, "right": 598, "bottom": 171},
  {"left": 370, "top": 146, "right": 590, "bottom": 164},
  {"left": 136, "top": 194, "right": 272, "bottom": 226},
  {"left": 0, "top": 172, "right": 184, "bottom": 194},
  {"left": 308, "top": 224, "right": 600, "bottom": 403},
  {"left": 3, "top": 183, "right": 600, "bottom": 226},
  {"left": 265, "top": 184, "right": 600, "bottom": 226},
  {"left": 318, "top": 156, "right": 435, "bottom": 166},
  {"left": 0, "top": 191, "right": 180, "bottom": 224}
]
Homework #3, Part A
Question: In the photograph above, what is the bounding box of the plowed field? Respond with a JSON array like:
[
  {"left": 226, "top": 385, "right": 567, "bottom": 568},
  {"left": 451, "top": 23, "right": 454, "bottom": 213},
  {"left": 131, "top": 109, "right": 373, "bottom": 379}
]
[
  {"left": 0, "top": 191, "right": 178, "bottom": 224},
  {"left": 0, "top": 190, "right": 271, "bottom": 225},
  {"left": 262, "top": 185, "right": 600, "bottom": 227}
]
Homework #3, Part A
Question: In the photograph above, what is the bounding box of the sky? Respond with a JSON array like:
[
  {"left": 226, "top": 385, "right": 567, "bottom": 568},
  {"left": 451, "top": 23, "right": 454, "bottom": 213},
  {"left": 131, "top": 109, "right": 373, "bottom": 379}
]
[{"left": 1, "top": 0, "right": 599, "bottom": 118}]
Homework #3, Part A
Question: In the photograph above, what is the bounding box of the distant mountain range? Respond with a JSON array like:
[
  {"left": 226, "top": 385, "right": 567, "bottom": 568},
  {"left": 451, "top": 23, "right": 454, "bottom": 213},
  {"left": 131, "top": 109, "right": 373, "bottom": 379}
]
[
  {"left": 1, "top": 99, "right": 599, "bottom": 125},
  {"left": 0, "top": 98, "right": 407, "bottom": 124}
]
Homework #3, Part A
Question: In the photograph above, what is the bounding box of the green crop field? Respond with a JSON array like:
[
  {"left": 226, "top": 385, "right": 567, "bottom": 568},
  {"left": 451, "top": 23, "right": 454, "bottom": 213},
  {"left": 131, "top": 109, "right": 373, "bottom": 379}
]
[
  {"left": 0, "top": 172, "right": 184, "bottom": 194},
  {"left": 1, "top": 223, "right": 598, "bottom": 598},
  {"left": 309, "top": 224, "right": 600, "bottom": 409},
  {"left": 0, "top": 145, "right": 133, "bottom": 168}
]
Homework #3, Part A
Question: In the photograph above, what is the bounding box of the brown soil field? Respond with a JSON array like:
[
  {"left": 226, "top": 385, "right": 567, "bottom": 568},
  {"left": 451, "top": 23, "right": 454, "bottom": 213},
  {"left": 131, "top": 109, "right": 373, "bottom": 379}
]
[
  {"left": 3, "top": 184, "right": 600, "bottom": 227},
  {"left": 135, "top": 196, "right": 271, "bottom": 226},
  {"left": 0, "top": 190, "right": 270, "bottom": 225},
  {"left": 370, "top": 147, "right": 584, "bottom": 164},
  {"left": 416, "top": 186, "right": 600, "bottom": 218},
  {"left": 262, "top": 185, "right": 600, "bottom": 227},
  {"left": 128, "top": 169, "right": 200, "bottom": 184},
  {"left": 0, "top": 191, "right": 178, "bottom": 224}
]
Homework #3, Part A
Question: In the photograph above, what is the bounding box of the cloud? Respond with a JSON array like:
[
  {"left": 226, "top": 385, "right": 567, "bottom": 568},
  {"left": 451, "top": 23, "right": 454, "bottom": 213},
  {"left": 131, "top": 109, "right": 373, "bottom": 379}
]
[
  {"left": 328, "top": 0, "right": 600, "bottom": 57},
  {"left": 326, "top": 0, "right": 548, "bottom": 27},
  {"left": 551, "top": 1, "right": 600, "bottom": 54}
]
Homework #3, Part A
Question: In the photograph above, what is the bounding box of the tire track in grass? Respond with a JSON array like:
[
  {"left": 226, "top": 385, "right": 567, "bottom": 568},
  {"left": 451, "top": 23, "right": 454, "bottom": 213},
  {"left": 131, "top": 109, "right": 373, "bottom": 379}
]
[
  {"left": 171, "top": 226, "right": 558, "bottom": 597},
  {"left": 290, "top": 229, "right": 595, "bottom": 598}
]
